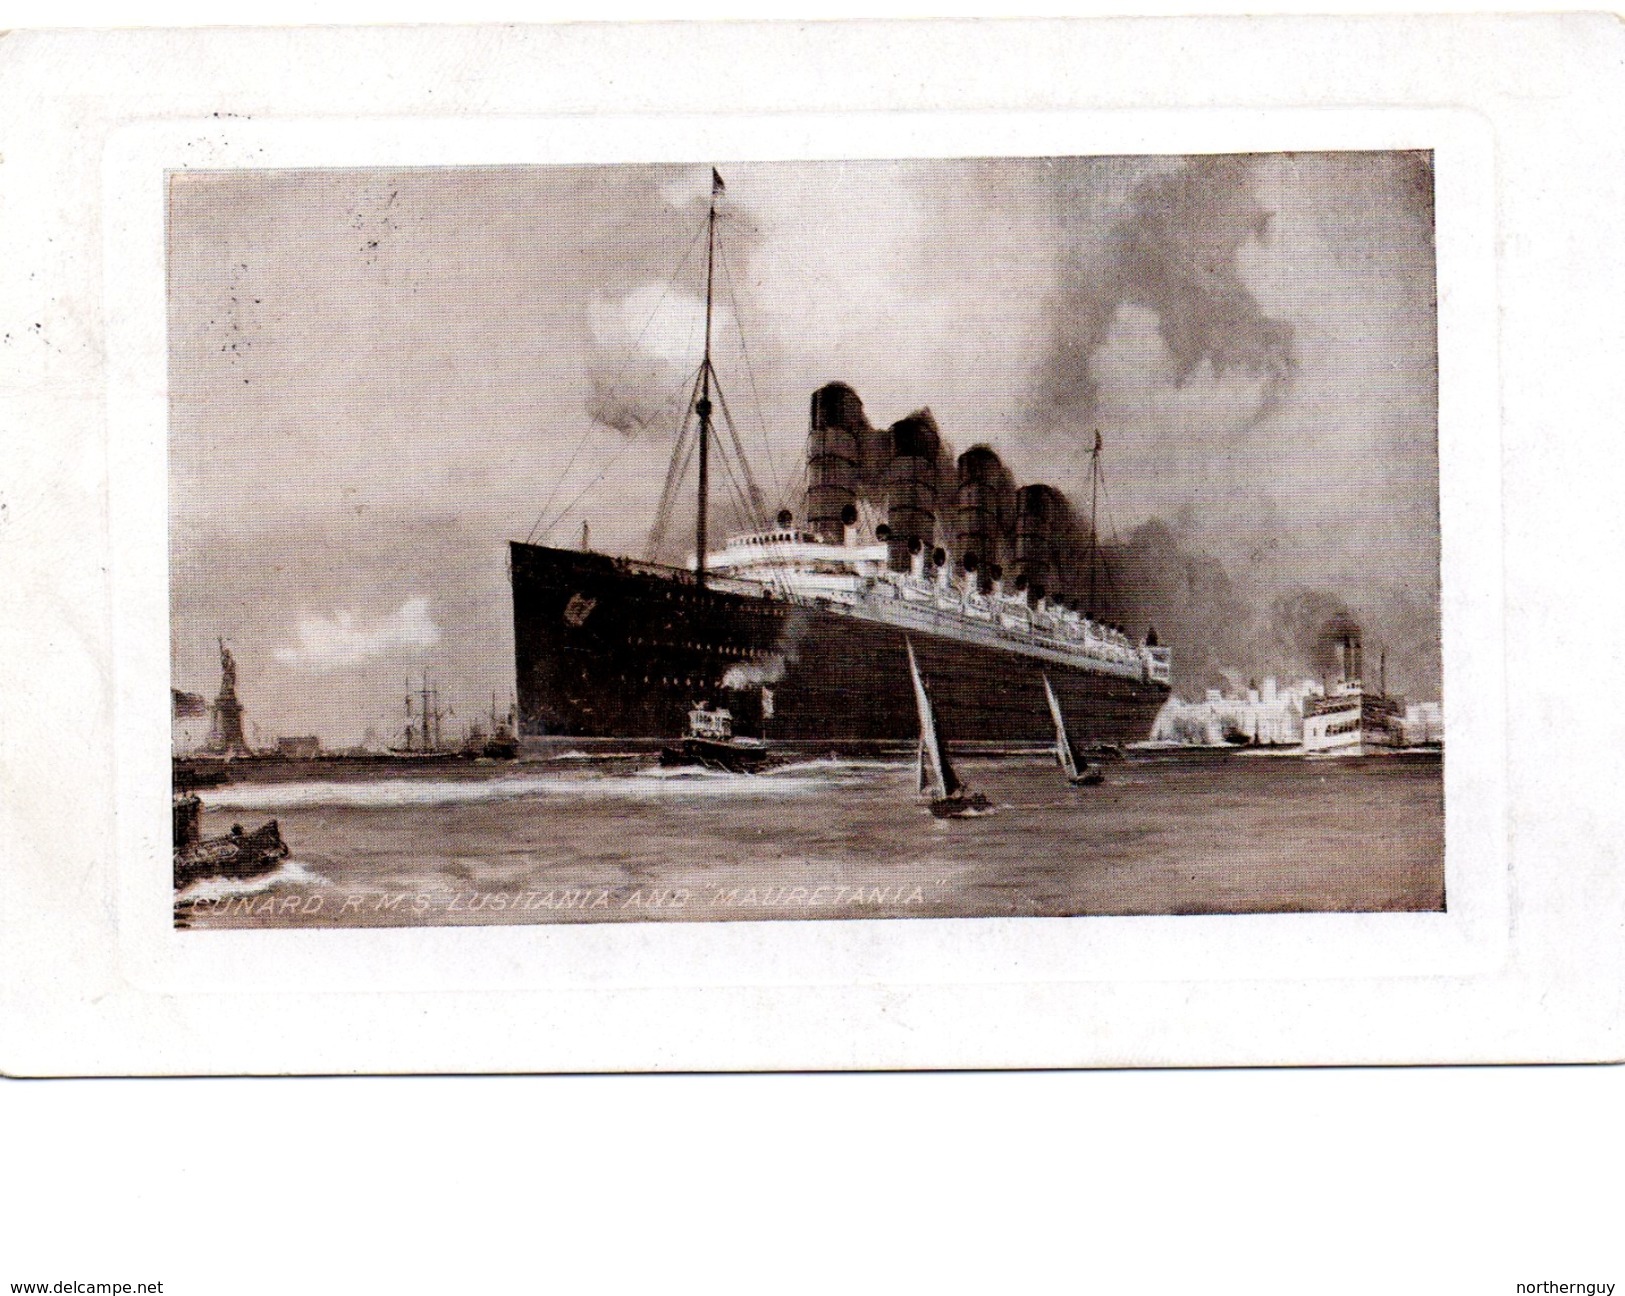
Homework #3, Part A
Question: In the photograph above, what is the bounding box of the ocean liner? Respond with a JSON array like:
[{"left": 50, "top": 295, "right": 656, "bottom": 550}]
[{"left": 509, "top": 168, "right": 1172, "bottom": 751}]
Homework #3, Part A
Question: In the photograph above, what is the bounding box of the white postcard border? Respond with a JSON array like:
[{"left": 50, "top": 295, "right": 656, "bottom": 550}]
[{"left": 105, "top": 108, "right": 1503, "bottom": 1009}]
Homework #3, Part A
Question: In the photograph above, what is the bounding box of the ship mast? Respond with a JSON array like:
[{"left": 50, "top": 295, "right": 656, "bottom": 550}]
[
  {"left": 694, "top": 167, "right": 723, "bottom": 589},
  {"left": 1087, "top": 429, "right": 1103, "bottom": 621}
]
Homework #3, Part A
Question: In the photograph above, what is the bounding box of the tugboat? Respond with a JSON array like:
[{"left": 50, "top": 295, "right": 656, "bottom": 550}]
[
  {"left": 906, "top": 640, "right": 993, "bottom": 818},
  {"left": 659, "top": 703, "right": 775, "bottom": 773},
  {"left": 172, "top": 790, "right": 290, "bottom": 890},
  {"left": 1043, "top": 673, "right": 1104, "bottom": 786}
]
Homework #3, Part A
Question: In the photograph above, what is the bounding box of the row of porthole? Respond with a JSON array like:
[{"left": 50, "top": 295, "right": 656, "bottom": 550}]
[
  {"left": 628, "top": 634, "right": 757, "bottom": 657},
  {"left": 653, "top": 586, "right": 784, "bottom": 617}
]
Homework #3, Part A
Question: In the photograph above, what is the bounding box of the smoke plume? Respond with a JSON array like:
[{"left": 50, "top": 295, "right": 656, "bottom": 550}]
[{"left": 1040, "top": 154, "right": 1297, "bottom": 430}]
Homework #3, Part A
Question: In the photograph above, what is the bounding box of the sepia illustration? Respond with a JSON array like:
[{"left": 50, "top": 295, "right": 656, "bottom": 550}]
[{"left": 167, "top": 152, "right": 1444, "bottom": 930}]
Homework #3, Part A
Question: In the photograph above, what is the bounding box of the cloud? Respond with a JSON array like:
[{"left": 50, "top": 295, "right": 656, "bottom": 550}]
[
  {"left": 584, "top": 283, "right": 730, "bottom": 437},
  {"left": 1039, "top": 154, "right": 1295, "bottom": 433},
  {"left": 274, "top": 598, "right": 441, "bottom": 673}
]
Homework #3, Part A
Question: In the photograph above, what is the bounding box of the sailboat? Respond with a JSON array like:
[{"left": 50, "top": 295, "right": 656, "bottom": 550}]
[
  {"left": 1043, "top": 673, "right": 1104, "bottom": 786},
  {"left": 906, "top": 640, "right": 993, "bottom": 818}
]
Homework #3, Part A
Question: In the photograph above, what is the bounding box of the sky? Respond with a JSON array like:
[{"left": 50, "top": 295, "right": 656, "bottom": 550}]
[{"left": 168, "top": 152, "right": 1439, "bottom": 747}]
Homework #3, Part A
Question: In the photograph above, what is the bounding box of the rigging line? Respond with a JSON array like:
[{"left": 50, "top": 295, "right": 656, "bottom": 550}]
[
  {"left": 650, "top": 415, "right": 701, "bottom": 559},
  {"left": 536, "top": 290, "right": 704, "bottom": 545},
  {"left": 522, "top": 222, "right": 709, "bottom": 545},
  {"left": 646, "top": 374, "right": 705, "bottom": 545},
  {"left": 709, "top": 374, "right": 770, "bottom": 529},
  {"left": 533, "top": 362, "right": 699, "bottom": 543},
  {"left": 715, "top": 238, "right": 787, "bottom": 509},
  {"left": 721, "top": 442, "right": 765, "bottom": 537},
  {"left": 715, "top": 433, "right": 755, "bottom": 535},
  {"left": 645, "top": 414, "right": 696, "bottom": 558},
  {"left": 646, "top": 368, "right": 708, "bottom": 555},
  {"left": 704, "top": 379, "right": 759, "bottom": 533}
]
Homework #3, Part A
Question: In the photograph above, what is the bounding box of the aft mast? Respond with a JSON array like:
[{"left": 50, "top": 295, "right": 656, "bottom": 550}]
[
  {"left": 694, "top": 167, "right": 724, "bottom": 590},
  {"left": 1086, "top": 429, "right": 1104, "bottom": 621}
]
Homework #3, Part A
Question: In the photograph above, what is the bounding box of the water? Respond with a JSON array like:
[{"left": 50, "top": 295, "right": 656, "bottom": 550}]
[{"left": 174, "top": 749, "right": 1445, "bottom": 929}]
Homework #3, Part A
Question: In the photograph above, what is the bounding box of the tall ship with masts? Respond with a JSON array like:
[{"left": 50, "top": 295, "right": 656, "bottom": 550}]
[{"left": 509, "top": 168, "right": 1172, "bottom": 751}]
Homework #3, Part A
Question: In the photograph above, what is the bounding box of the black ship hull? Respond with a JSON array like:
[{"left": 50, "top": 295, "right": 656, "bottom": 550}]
[{"left": 510, "top": 542, "right": 1170, "bottom": 750}]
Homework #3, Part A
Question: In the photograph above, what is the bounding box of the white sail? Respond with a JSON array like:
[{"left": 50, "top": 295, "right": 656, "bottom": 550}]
[
  {"left": 906, "top": 640, "right": 951, "bottom": 800},
  {"left": 1043, "top": 673, "right": 1080, "bottom": 780}
]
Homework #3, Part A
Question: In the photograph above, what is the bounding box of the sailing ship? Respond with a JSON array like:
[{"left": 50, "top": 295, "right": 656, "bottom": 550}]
[
  {"left": 1043, "top": 673, "right": 1104, "bottom": 786},
  {"left": 390, "top": 674, "right": 459, "bottom": 758},
  {"left": 907, "top": 640, "right": 993, "bottom": 818},
  {"left": 508, "top": 167, "right": 1172, "bottom": 754}
]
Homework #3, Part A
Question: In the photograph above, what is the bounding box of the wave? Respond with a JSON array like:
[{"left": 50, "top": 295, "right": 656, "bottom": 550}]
[
  {"left": 175, "top": 857, "right": 330, "bottom": 902},
  {"left": 769, "top": 757, "right": 908, "bottom": 775},
  {"left": 200, "top": 768, "right": 853, "bottom": 810}
]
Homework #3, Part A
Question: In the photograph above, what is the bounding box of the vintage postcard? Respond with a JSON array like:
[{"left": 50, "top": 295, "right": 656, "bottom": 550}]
[
  {"left": 5, "top": 17, "right": 1620, "bottom": 1073},
  {"left": 166, "top": 150, "right": 1446, "bottom": 931}
]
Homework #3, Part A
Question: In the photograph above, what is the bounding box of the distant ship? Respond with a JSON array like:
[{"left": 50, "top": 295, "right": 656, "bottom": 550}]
[
  {"left": 1302, "top": 628, "right": 1404, "bottom": 757},
  {"left": 509, "top": 168, "right": 1172, "bottom": 753},
  {"left": 463, "top": 694, "right": 521, "bottom": 760},
  {"left": 390, "top": 674, "right": 458, "bottom": 758}
]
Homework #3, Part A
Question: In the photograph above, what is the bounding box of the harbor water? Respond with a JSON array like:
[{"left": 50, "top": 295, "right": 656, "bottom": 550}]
[{"left": 175, "top": 748, "right": 1444, "bottom": 929}]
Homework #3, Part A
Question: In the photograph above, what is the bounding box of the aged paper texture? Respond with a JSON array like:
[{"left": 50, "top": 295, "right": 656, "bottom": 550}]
[{"left": 1, "top": 17, "right": 1621, "bottom": 1072}]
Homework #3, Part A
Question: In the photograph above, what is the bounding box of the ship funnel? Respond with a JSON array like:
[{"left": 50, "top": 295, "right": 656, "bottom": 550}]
[
  {"left": 807, "top": 383, "right": 867, "bottom": 544},
  {"left": 935, "top": 548, "right": 953, "bottom": 592},
  {"left": 886, "top": 410, "right": 943, "bottom": 572},
  {"left": 841, "top": 502, "right": 860, "bottom": 547},
  {"left": 909, "top": 536, "right": 926, "bottom": 580},
  {"left": 955, "top": 445, "right": 1016, "bottom": 594},
  {"left": 776, "top": 508, "right": 793, "bottom": 529}
]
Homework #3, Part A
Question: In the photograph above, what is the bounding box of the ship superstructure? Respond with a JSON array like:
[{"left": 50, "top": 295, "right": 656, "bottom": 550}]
[{"left": 509, "top": 167, "right": 1171, "bottom": 751}]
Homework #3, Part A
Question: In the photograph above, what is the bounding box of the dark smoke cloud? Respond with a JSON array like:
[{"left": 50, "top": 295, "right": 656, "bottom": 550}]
[
  {"left": 1103, "top": 521, "right": 1438, "bottom": 699},
  {"left": 1101, "top": 518, "right": 1252, "bottom": 693},
  {"left": 1261, "top": 591, "right": 1359, "bottom": 681},
  {"left": 1040, "top": 154, "right": 1295, "bottom": 427}
]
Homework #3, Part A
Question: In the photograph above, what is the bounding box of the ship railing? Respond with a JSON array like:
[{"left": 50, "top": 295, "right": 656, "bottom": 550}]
[{"left": 851, "top": 573, "right": 1155, "bottom": 675}]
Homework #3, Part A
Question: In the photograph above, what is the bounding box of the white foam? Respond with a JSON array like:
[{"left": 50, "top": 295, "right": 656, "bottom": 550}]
[
  {"left": 175, "top": 857, "right": 329, "bottom": 902},
  {"left": 199, "top": 768, "right": 850, "bottom": 810},
  {"left": 769, "top": 758, "right": 907, "bottom": 775}
]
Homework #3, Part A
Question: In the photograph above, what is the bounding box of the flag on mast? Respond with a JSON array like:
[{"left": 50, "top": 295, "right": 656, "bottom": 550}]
[{"left": 711, "top": 167, "right": 725, "bottom": 195}]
